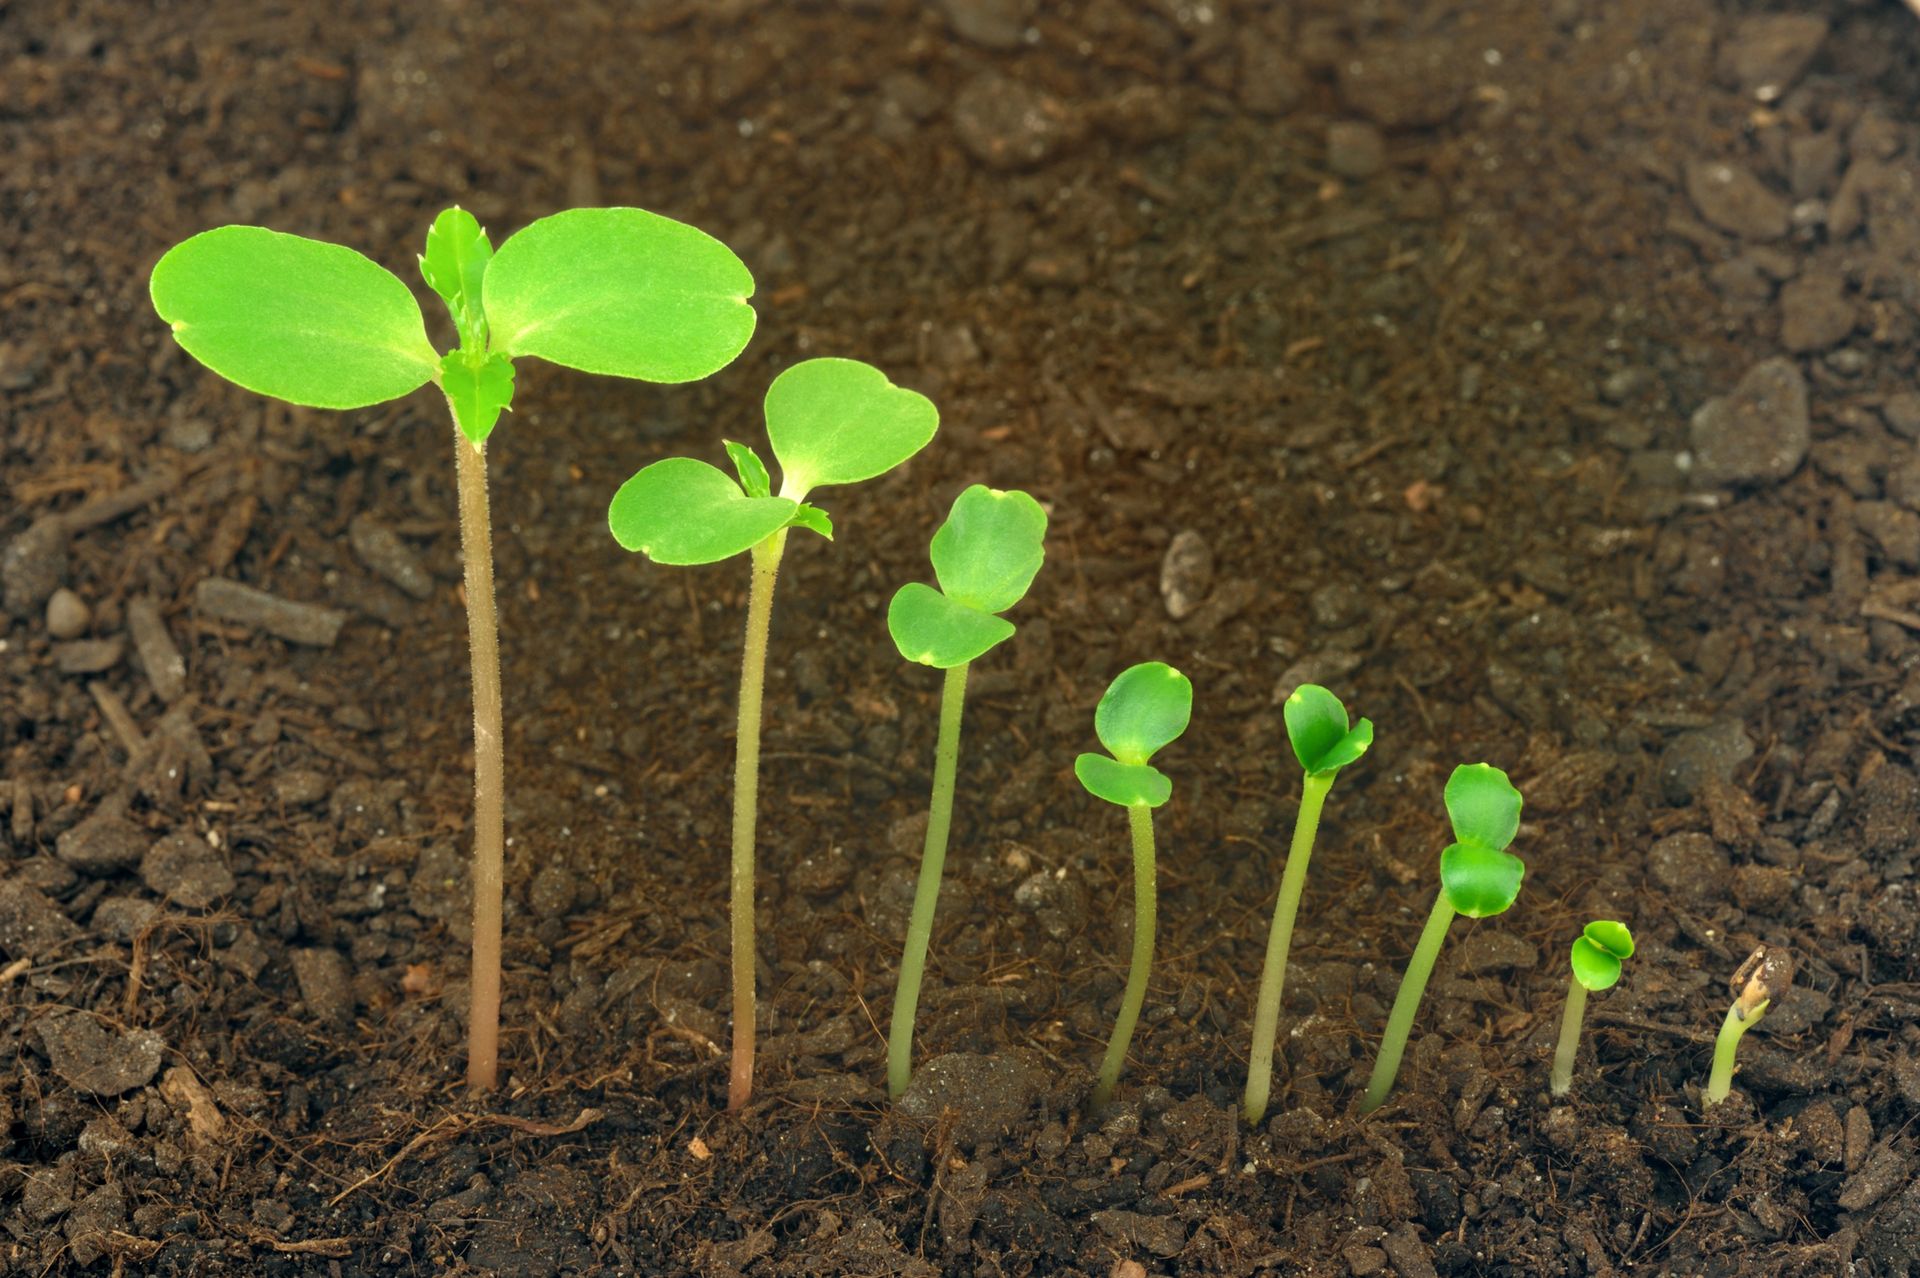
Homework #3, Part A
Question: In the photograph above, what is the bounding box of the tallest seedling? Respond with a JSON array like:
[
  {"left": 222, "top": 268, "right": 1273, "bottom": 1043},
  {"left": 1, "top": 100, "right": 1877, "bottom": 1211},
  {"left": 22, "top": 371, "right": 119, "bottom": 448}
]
[{"left": 150, "top": 207, "right": 756, "bottom": 1091}]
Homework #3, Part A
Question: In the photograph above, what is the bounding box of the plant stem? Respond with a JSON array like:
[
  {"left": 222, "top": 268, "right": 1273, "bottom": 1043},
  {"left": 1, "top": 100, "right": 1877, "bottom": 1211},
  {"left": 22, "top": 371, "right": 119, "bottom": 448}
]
[
  {"left": 1550, "top": 976, "right": 1587, "bottom": 1098},
  {"left": 452, "top": 427, "right": 504, "bottom": 1094},
  {"left": 886, "top": 661, "right": 972, "bottom": 1099},
  {"left": 1704, "top": 998, "right": 1767, "bottom": 1105},
  {"left": 1092, "top": 805, "right": 1157, "bottom": 1112},
  {"left": 1361, "top": 891, "right": 1457, "bottom": 1114},
  {"left": 1244, "top": 771, "right": 1334, "bottom": 1125},
  {"left": 728, "top": 528, "right": 789, "bottom": 1112}
]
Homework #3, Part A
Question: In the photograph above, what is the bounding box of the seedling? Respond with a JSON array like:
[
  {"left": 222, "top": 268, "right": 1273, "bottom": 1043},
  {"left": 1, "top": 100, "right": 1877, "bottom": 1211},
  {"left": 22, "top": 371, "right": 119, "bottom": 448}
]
[
  {"left": 1075, "top": 662, "right": 1193, "bottom": 1110},
  {"left": 1704, "top": 943, "right": 1793, "bottom": 1105},
  {"left": 1360, "top": 763, "right": 1526, "bottom": 1115},
  {"left": 609, "top": 357, "right": 937, "bottom": 1111},
  {"left": 884, "top": 485, "right": 1047, "bottom": 1098},
  {"left": 1244, "top": 684, "right": 1373, "bottom": 1126},
  {"left": 150, "top": 207, "right": 755, "bottom": 1091},
  {"left": 1550, "top": 920, "right": 1635, "bottom": 1097}
]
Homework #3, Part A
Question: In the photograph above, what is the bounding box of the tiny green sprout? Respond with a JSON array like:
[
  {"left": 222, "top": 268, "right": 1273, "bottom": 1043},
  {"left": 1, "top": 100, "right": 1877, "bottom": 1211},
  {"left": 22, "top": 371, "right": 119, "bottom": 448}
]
[
  {"left": 885, "top": 485, "right": 1047, "bottom": 1099},
  {"left": 150, "top": 206, "right": 754, "bottom": 1092},
  {"left": 1705, "top": 943, "right": 1794, "bottom": 1106},
  {"left": 1244, "top": 684, "right": 1373, "bottom": 1125},
  {"left": 1361, "top": 763, "right": 1526, "bottom": 1115},
  {"left": 1550, "top": 920, "right": 1635, "bottom": 1097},
  {"left": 609, "top": 357, "right": 938, "bottom": 1111},
  {"left": 1075, "top": 662, "right": 1194, "bottom": 1110}
]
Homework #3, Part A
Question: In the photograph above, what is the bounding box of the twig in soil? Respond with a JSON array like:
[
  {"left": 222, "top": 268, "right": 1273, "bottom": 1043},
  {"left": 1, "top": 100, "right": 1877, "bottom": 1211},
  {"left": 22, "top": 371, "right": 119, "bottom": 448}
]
[
  {"left": 245, "top": 1231, "right": 353, "bottom": 1257},
  {"left": 327, "top": 1107, "right": 604, "bottom": 1207}
]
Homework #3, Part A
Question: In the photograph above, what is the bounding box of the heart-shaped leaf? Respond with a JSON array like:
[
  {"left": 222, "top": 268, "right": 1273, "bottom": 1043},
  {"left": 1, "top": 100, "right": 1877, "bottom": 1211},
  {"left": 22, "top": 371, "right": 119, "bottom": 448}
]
[
  {"left": 151, "top": 225, "right": 440, "bottom": 409},
  {"left": 440, "top": 352, "right": 515, "bottom": 445},
  {"left": 485, "top": 207, "right": 756, "bottom": 383},
  {"left": 1074, "top": 754, "right": 1173, "bottom": 809},
  {"left": 1283, "top": 684, "right": 1374, "bottom": 777},
  {"left": 929, "top": 485, "right": 1048, "bottom": 615},
  {"left": 1093, "top": 662, "right": 1193, "bottom": 766},
  {"left": 608, "top": 457, "right": 796, "bottom": 565},
  {"left": 1444, "top": 763, "right": 1522, "bottom": 851},
  {"left": 764, "top": 358, "right": 938, "bottom": 498},
  {"left": 888, "top": 583, "right": 1016, "bottom": 669},
  {"left": 1438, "top": 841, "right": 1525, "bottom": 918},
  {"left": 1570, "top": 934, "right": 1625, "bottom": 991}
]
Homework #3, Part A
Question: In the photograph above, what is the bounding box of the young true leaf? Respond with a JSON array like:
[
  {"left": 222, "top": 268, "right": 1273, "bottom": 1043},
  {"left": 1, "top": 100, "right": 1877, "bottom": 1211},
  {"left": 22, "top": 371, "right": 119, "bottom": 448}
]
[
  {"left": 420, "top": 207, "right": 493, "bottom": 345},
  {"left": 485, "top": 207, "right": 756, "bottom": 383},
  {"left": 1362, "top": 763, "right": 1527, "bottom": 1113},
  {"left": 1245, "top": 684, "right": 1372, "bottom": 1125},
  {"left": 150, "top": 226, "right": 440, "bottom": 409},
  {"left": 440, "top": 352, "right": 516, "bottom": 445},
  {"left": 610, "top": 358, "right": 940, "bottom": 1112},
  {"left": 1553, "top": 920, "right": 1635, "bottom": 1097},
  {"left": 608, "top": 457, "right": 797, "bottom": 565},
  {"left": 885, "top": 486, "right": 1047, "bottom": 1098},
  {"left": 1077, "top": 662, "right": 1193, "bottom": 1110},
  {"left": 765, "top": 358, "right": 940, "bottom": 498},
  {"left": 1093, "top": 663, "right": 1193, "bottom": 767}
]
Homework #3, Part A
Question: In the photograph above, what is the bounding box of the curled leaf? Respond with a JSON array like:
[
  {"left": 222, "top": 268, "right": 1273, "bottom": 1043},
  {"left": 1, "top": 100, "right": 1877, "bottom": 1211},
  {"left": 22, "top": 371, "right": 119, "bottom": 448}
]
[{"left": 1283, "top": 684, "right": 1373, "bottom": 777}]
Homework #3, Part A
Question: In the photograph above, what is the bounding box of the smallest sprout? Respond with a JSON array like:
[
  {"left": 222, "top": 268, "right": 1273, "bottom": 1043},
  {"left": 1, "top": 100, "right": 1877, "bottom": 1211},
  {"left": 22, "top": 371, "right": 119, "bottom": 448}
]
[
  {"left": 1550, "top": 920, "right": 1634, "bottom": 1098},
  {"left": 1704, "top": 944, "right": 1794, "bottom": 1106}
]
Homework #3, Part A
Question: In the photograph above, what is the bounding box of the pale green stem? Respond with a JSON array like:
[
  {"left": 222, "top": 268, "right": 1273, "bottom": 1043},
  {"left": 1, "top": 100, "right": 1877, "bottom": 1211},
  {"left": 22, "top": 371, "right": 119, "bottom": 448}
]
[
  {"left": 727, "top": 528, "right": 789, "bottom": 1112},
  {"left": 1550, "top": 977, "right": 1588, "bottom": 1098},
  {"left": 1244, "top": 771, "right": 1334, "bottom": 1125},
  {"left": 1361, "top": 892, "right": 1457, "bottom": 1114},
  {"left": 886, "top": 662, "right": 972, "bottom": 1098},
  {"left": 1704, "top": 998, "right": 1768, "bottom": 1105},
  {"left": 452, "top": 426, "right": 505, "bottom": 1094},
  {"left": 1092, "top": 805, "right": 1157, "bottom": 1112}
]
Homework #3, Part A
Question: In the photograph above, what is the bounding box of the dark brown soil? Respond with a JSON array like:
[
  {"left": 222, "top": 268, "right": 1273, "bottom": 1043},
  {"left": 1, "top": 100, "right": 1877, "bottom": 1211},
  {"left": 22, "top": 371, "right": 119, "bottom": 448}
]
[{"left": 5, "top": 0, "right": 1920, "bottom": 1273}]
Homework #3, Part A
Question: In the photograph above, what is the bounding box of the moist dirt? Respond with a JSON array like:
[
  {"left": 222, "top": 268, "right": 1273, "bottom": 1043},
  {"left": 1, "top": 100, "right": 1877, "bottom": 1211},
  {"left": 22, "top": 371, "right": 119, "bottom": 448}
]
[{"left": 4, "top": 1, "right": 1920, "bottom": 1274}]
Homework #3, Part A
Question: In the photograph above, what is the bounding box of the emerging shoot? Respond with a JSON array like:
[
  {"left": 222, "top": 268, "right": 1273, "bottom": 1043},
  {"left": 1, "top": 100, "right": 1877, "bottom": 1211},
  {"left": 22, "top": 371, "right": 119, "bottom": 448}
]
[
  {"left": 1244, "top": 684, "right": 1373, "bottom": 1126},
  {"left": 1704, "top": 943, "right": 1794, "bottom": 1106},
  {"left": 1550, "top": 920, "right": 1634, "bottom": 1098},
  {"left": 1075, "top": 662, "right": 1193, "bottom": 1111},
  {"left": 1360, "top": 763, "right": 1526, "bottom": 1115},
  {"left": 150, "top": 207, "right": 754, "bottom": 1092},
  {"left": 884, "top": 485, "right": 1047, "bottom": 1099},
  {"left": 609, "top": 358, "right": 938, "bottom": 1111}
]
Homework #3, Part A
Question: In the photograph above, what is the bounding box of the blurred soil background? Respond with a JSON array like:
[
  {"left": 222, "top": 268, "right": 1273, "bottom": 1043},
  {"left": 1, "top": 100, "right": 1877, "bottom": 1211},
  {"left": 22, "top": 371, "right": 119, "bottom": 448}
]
[{"left": 4, "top": 0, "right": 1920, "bottom": 1273}]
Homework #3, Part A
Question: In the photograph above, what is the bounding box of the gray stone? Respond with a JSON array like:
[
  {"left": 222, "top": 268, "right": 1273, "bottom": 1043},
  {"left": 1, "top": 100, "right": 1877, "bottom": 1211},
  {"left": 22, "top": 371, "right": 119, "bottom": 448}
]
[
  {"left": 1646, "top": 833, "right": 1730, "bottom": 903},
  {"left": 1453, "top": 929, "right": 1538, "bottom": 975},
  {"left": 1686, "top": 160, "right": 1790, "bottom": 241},
  {"left": 92, "top": 896, "right": 161, "bottom": 942},
  {"left": 348, "top": 515, "right": 435, "bottom": 601},
  {"left": 126, "top": 595, "right": 187, "bottom": 700},
  {"left": 1337, "top": 40, "right": 1464, "bottom": 129},
  {"left": 290, "top": 947, "right": 354, "bottom": 1026},
  {"left": 2, "top": 518, "right": 70, "bottom": 618},
  {"left": 1857, "top": 502, "right": 1920, "bottom": 569},
  {"left": 44, "top": 588, "right": 90, "bottom": 639},
  {"left": 898, "top": 1051, "right": 1047, "bottom": 1149},
  {"left": 53, "top": 636, "right": 124, "bottom": 674},
  {"left": 1717, "top": 14, "right": 1828, "bottom": 101},
  {"left": 1159, "top": 530, "right": 1214, "bottom": 620},
  {"left": 1328, "top": 121, "right": 1387, "bottom": 179},
  {"left": 951, "top": 74, "right": 1078, "bottom": 171},
  {"left": 1688, "top": 358, "right": 1809, "bottom": 487},
  {"left": 193, "top": 577, "right": 346, "bottom": 646},
  {"left": 55, "top": 813, "right": 148, "bottom": 875},
  {"left": 140, "top": 833, "right": 235, "bottom": 909},
  {"left": 0, "top": 878, "right": 79, "bottom": 959},
  {"left": 1779, "top": 272, "right": 1855, "bottom": 353},
  {"left": 38, "top": 1011, "right": 165, "bottom": 1095},
  {"left": 1882, "top": 391, "right": 1920, "bottom": 441},
  {"left": 1658, "top": 720, "right": 1754, "bottom": 803},
  {"left": 1838, "top": 1141, "right": 1910, "bottom": 1211},
  {"left": 272, "top": 768, "right": 330, "bottom": 807},
  {"left": 937, "top": 0, "right": 1030, "bottom": 50}
]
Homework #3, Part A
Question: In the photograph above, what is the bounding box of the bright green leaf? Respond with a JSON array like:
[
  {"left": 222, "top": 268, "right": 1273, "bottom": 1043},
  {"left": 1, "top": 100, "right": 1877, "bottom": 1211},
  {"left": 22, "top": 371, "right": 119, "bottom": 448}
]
[
  {"left": 150, "top": 225, "right": 439, "bottom": 409},
  {"left": 1570, "top": 935, "right": 1625, "bottom": 991},
  {"left": 1093, "top": 662, "right": 1192, "bottom": 766},
  {"left": 1438, "top": 841, "right": 1525, "bottom": 918},
  {"left": 1074, "top": 753, "right": 1173, "bottom": 809},
  {"left": 485, "top": 207, "right": 756, "bottom": 383},
  {"left": 1582, "top": 919, "right": 1634, "bottom": 961},
  {"left": 888, "top": 582, "right": 1016, "bottom": 669},
  {"left": 440, "top": 352, "right": 515, "bottom": 444},
  {"left": 724, "top": 439, "right": 772, "bottom": 499},
  {"left": 929, "top": 485, "right": 1047, "bottom": 615},
  {"left": 1284, "top": 685, "right": 1374, "bottom": 777},
  {"left": 420, "top": 207, "right": 492, "bottom": 341},
  {"left": 788, "top": 503, "right": 834, "bottom": 540},
  {"left": 764, "top": 358, "right": 939, "bottom": 498},
  {"left": 1444, "top": 763, "right": 1522, "bottom": 851},
  {"left": 608, "top": 457, "right": 796, "bottom": 565}
]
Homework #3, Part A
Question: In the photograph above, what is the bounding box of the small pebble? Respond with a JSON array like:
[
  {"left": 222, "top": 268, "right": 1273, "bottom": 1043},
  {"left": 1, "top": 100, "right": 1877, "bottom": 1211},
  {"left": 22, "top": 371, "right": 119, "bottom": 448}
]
[
  {"left": 194, "top": 577, "right": 346, "bottom": 647},
  {"left": 1688, "top": 358, "right": 1809, "bottom": 487},
  {"left": 1327, "top": 121, "right": 1387, "bottom": 179},
  {"left": 140, "top": 833, "right": 235, "bottom": 909},
  {"left": 1160, "top": 530, "right": 1214, "bottom": 620},
  {"left": 348, "top": 515, "right": 435, "bottom": 601},
  {"left": 38, "top": 1011, "right": 165, "bottom": 1096},
  {"left": 126, "top": 595, "right": 187, "bottom": 701},
  {"left": 52, "top": 636, "right": 125, "bottom": 674},
  {"left": 290, "top": 947, "right": 355, "bottom": 1026},
  {"left": 1685, "top": 160, "right": 1790, "bottom": 241},
  {"left": 45, "top": 588, "right": 90, "bottom": 639},
  {"left": 55, "top": 812, "right": 149, "bottom": 875}
]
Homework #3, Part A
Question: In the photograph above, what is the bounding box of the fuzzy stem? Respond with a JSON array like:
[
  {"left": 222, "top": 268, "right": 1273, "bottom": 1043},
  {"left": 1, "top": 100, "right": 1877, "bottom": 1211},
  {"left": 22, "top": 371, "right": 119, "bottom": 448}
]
[
  {"left": 1244, "top": 771, "right": 1334, "bottom": 1125},
  {"left": 1361, "top": 891, "right": 1456, "bottom": 1114},
  {"left": 453, "top": 428, "right": 505, "bottom": 1094},
  {"left": 886, "top": 662, "right": 972, "bottom": 1099},
  {"left": 1092, "top": 805, "right": 1157, "bottom": 1112},
  {"left": 1704, "top": 998, "right": 1767, "bottom": 1105},
  {"left": 1550, "top": 976, "right": 1588, "bottom": 1098},
  {"left": 727, "top": 530, "right": 788, "bottom": 1112}
]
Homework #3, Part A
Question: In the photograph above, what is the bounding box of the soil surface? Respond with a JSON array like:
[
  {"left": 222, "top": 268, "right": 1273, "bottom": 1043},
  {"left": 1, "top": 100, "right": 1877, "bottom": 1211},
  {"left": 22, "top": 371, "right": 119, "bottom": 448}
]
[{"left": 5, "top": 0, "right": 1920, "bottom": 1274}]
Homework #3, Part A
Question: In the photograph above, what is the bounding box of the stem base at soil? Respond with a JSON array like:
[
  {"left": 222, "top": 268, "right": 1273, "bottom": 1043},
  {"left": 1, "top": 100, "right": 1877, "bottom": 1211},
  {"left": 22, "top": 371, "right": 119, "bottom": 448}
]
[
  {"left": 1091, "top": 805, "right": 1156, "bottom": 1112},
  {"left": 1244, "top": 771, "right": 1333, "bottom": 1125},
  {"left": 1550, "top": 977, "right": 1587, "bottom": 1098},
  {"left": 1360, "top": 892, "right": 1456, "bottom": 1115}
]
